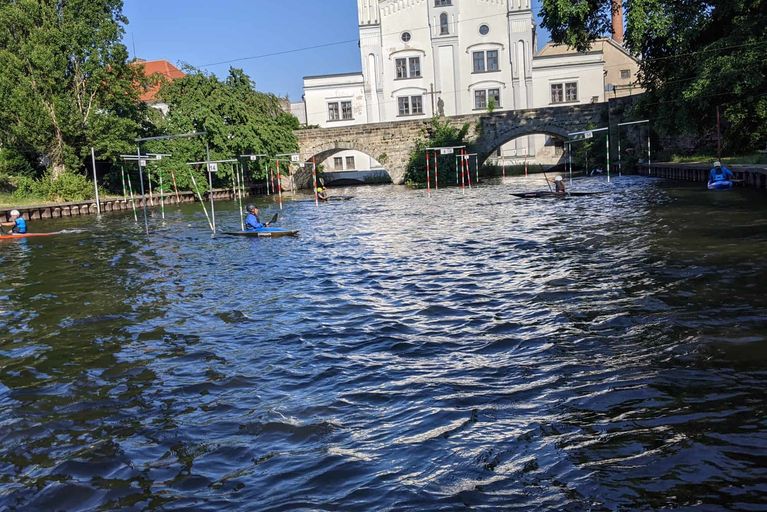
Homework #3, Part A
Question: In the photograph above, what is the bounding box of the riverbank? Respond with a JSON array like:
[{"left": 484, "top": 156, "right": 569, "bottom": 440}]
[
  {"left": 0, "top": 184, "right": 268, "bottom": 223},
  {"left": 639, "top": 162, "right": 767, "bottom": 190}
]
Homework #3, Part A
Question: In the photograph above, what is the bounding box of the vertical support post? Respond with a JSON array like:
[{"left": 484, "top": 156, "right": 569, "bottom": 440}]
[
  {"left": 606, "top": 132, "right": 611, "bottom": 183},
  {"left": 617, "top": 130, "right": 622, "bottom": 177},
  {"left": 206, "top": 141, "right": 216, "bottom": 233},
  {"left": 312, "top": 162, "right": 319, "bottom": 207},
  {"left": 159, "top": 169, "right": 165, "bottom": 220},
  {"left": 137, "top": 145, "right": 149, "bottom": 234},
  {"left": 90, "top": 147, "right": 101, "bottom": 215},
  {"left": 425, "top": 150, "right": 431, "bottom": 195},
  {"left": 276, "top": 160, "right": 283, "bottom": 210},
  {"left": 125, "top": 166, "right": 138, "bottom": 223}
]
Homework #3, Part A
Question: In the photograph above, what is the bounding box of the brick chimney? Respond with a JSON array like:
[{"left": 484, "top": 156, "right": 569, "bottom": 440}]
[{"left": 612, "top": 0, "right": 624, "bottom": 45}]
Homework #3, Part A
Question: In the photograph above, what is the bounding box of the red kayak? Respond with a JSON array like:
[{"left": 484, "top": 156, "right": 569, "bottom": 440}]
[{"left": 0, "top": 231, "right": 63, "bottom": 241}]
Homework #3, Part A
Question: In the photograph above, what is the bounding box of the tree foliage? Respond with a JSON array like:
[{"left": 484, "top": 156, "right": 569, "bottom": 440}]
[
  {"left": 0, "top": 0, "right": 145, "bottom": 177},
  {"left": 404, "top": 118, "right": 471, "bottom": 185},
  {"left": 540, "top": 0, "right": 767, "bottom": 152},
  {"left": 142, "top": 67, "right": 298, "bottom": 191}
]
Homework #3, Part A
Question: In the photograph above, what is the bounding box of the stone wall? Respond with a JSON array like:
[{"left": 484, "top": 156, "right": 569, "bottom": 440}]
[{"left": 296, "top": 103, "right": 614, "bottom": 185}]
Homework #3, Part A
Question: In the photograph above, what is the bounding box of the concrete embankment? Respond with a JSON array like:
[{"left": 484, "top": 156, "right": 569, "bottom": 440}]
[
  {"left": 1, "top": 184, "right": 267, "bottom": 223},
  {"left": 639, "top": 163, "right": 767, "bottom": 190}
]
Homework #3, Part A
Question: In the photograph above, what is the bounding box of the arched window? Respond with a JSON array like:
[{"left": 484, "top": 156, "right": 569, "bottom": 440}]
[{"left": 440, "top": 13, "right": 449, "bottom": 35}]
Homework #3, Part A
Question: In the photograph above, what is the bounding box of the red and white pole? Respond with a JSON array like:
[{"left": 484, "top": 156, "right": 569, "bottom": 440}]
[{"left": 312, "top": 162, "right": 319, "bottom": 207}]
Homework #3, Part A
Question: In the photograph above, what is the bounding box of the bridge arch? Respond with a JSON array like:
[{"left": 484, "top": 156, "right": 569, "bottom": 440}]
[{"left": 304, "top": 141, "right": 393, "bottom": 186}]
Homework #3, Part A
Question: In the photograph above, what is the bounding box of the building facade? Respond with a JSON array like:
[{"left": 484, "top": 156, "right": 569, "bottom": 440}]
[{"left": 301, "top": 0, "right": 641, "bottom": 172}]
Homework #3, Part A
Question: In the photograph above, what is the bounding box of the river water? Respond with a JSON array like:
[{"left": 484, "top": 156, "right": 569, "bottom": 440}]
[{"left": 1, "top": 176, "right": 766, "bottom": 511}]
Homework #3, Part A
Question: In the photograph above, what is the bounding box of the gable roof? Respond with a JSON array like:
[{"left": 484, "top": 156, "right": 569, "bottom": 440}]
[{"left": 134, "top": 59, "right": 186, "bottom": 103}]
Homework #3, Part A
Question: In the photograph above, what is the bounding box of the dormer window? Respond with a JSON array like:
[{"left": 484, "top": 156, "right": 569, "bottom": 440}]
[{"left": 440, "top": 13, "right": 449, "bottom": 35}]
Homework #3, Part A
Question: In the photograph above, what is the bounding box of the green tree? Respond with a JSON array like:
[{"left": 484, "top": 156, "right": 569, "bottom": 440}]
[
  {"left": 147, "top": 67, "right": 298, "bottom": 189},
  {"left": 539, "top": 0, "right": 767, "bottom": 152},
  {"left": 404, "top": 117, "right": 471, "bottom": 185},
  {"left": 0, "top": 0, "right": 144, "bottom": 178}
]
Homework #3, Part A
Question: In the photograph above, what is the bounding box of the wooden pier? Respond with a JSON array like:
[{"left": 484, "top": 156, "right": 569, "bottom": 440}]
[
  {"left": 1, "top": 184, "right": 267, "bottom": 222},
  {"left": 639, "top": 163, "right": 767, "bottom": 190}
]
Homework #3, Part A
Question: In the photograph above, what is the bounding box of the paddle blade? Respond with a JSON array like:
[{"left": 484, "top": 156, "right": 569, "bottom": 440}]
[{"left": 269, "top": 213, "right": 279, "bottom": 225}]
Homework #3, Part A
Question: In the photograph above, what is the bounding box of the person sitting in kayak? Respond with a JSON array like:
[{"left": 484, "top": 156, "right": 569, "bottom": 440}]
[
  {"left": 546, "top": 176, "right": 567, "bottom": 195},
  {"left": 317, "top": 186, "right": 328, "bottom": 202},
  {"left": 245, "top": 204, "right": 271, "bottom": 231},
  {"left": 708, "top": 161, "right": 734, "bottom": 185},
  {"left": 0, "top": 210, "right": 27, "bottom": 235}
]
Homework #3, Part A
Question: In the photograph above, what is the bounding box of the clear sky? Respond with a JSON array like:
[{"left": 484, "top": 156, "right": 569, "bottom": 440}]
[{"left": 122, "top": 0, "right": 549, "bottom": 101}]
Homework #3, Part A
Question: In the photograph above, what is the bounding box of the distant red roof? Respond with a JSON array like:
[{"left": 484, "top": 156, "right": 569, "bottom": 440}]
[{"left": 134, "top": 59, "right": 186, "bottom": 102}]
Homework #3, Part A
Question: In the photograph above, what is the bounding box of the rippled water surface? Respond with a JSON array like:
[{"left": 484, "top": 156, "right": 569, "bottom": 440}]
[{"left": 1, "top": 176, "right": 766, "bottom": 511}]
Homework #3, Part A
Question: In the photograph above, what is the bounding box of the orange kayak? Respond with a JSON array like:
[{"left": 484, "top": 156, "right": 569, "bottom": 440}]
[{"left": 0, "top": 231, "right": 63, "bottom": 241}]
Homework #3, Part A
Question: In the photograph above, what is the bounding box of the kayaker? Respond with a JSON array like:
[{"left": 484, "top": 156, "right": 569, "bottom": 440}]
[
  {"left": 244, "top": 204, "right": 270, "bottom": 231},
  {"left": 708, "top": 161, "right": 734, "bottom": 185},
  {"left": 317, "top": 186, "right": 329, "bottom": 202},
  {"left": 0, "top": 210, "right": 27, "bottom": 235},
  {"left": 546, "top": 176, "right": 567, "bottom": 195}
]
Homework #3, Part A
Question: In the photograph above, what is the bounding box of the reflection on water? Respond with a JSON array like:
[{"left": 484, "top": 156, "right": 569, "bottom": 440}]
[{"left": 1, "top": 176, "right": 766, "bottom": 511}]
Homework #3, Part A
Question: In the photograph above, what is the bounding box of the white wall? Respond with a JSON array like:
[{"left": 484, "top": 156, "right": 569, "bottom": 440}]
[
  {"left": 321, "top": 150, "right": 384, "bottom": 172},
  {"left": 303, "top": 73, "right": 368, "bottom": 128}
]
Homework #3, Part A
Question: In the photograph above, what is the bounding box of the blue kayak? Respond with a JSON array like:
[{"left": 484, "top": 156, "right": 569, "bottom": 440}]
[
  {"left": 221, "top": 228, "right": 299, "bottom": 238},
  {"left": 708, "top": 180, "right": 733, "bottom": 190}
]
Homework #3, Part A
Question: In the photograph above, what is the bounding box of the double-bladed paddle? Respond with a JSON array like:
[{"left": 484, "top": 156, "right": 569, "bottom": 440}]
[{"left": 265, "top": 213, "right": 278, "bottom": 227}]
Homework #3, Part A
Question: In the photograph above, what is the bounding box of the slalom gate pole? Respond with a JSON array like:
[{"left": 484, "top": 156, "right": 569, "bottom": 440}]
[
  {"left": 206, "top": 142, "right": 216, "bottom": 233},
  {"left": 125, "top": 167, "right": 139, "bottom": 223},
  {"left": 525, "top": 159, "right": 528, "bottom": 177},
  {"left": 170, "top": 168, "right": 181, "bottom": 202},
  {"left": 120, "top": 165, "right": 128, "bottom": 202},
  {"left": 466, "top": 153, "right": 472, "bottom": 189},
  {"left": 606, "top": 132, "right": 611, "bottom": 183},
  {"left": 276, "top": 160, "right": 283, "bottom": 210},
  {"left": 159, "top": 170, "right": 165, "bottom": 220},
  {"left": 568, "top": 143, "right": 573, "bottom": 186},
  {"left": 502, "top": 160, "right": 506, "bottom": 178},
  {"left": 147, "top": 166, "right": 154, "bottom": 207},
  {"left": 426, "top": 150, "right": 431, "bottom": 195},
  {"left": 90, "top": 148, "right": 101, "bottom": 215},
  {"left": 237, "top": 164, "right": 245, "bottom": 231},
  {"left": 136, "top": 145, "right": 149, "bottom": 234},
  {"left": 455, "top": 154, "right": 459, "bottom": 185},
  {"left": 188, "top": 168, "right": 213, "bottom": 232},
  {"left": 474, "top": 155, "right": 479, "bottom": 184},
  {"left": 312, "top": 162, "right": 319, "bottom": 207},
  {"left": 434, "top": 152, "right": 439, "bottom": 190}
]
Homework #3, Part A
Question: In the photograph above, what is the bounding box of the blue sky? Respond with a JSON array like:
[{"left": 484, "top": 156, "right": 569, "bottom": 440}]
[{"left": 123, "top": 0, "right": 549, "bottom": 101}]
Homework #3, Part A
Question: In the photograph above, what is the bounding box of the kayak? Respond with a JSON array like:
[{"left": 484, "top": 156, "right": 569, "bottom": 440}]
[
  {"left": 0, "top": 231, "right": 64, "bottom": 241},
  {"left": 511, "top": 191, "right": 608, "bottom": 199},
  {"left": 708, "top": 180, "right": 733, "bottom": 190},
  {"left": 221, "top": 228, "right": 299, "bottom": 238},
  {"left": 295, "top": 195, "right": 355, "bottom": 203}
]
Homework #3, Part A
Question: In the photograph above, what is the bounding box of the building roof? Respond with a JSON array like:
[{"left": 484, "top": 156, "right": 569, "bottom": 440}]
[
  {"left": 134, "top": 59, "right": 186, "bottom": 103},
  {"left": 537, "top": 38, "right": 638, "bottom": 62}
]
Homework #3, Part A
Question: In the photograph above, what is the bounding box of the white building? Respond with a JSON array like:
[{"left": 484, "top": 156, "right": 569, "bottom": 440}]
[{"left": 302, "top": 0, "right": 638, "bottom": 172}]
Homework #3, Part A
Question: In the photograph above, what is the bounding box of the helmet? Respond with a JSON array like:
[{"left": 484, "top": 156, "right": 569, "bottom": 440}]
[
  {"left": 246, "top": 204, "right": 256, "bottom": 212},
  {"left": 10, "top": 210, "right": 20, "bottom": 217},
  {"left": 714, "top": 161, "right": 722, "bottom": 167},
  {"left": 554, "top": 176, "right": 563, "bottom": 182}
]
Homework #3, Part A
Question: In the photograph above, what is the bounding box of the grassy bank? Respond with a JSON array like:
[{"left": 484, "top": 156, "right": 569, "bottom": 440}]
[{"left": 669, "top": 152, "right": 767, "bottom": 165}]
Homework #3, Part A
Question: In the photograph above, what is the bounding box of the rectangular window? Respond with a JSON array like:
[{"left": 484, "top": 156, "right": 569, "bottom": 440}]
[
  {"left": 396, "top": 57, "right": 421, "bottom": 79},
  {"left": 328, "top": 102, "right": 340, "bottom": 121},
  {"left": 474, "top": 90, "right": 487, "bottom": 109},
  {"left": 435, "top": 0, "right": 452, "bottom": 6},
  {"left": 334, "top": 157, "right": 343, "bottom": 170},
  {"left": 346, "top": 156, "right": 355, "bottom": 169},
  {"left": 398, "top": 97, "right": 410, "bottom": 116},
  {"left": 488, "top": 88, "right": 500, "bottom": 108},
  {"left": 409, "top": 57, "right": 421, "bottom": 78},
  {"left": 565, "top": 82, "right": 578, "bottom": 102},
  {"left": 473, "top": 51, "right": 485, "bottom": 73},
  {"left": 550, "top": 84, "right": 564, "bottom": 104},
  {"left": 396, "top": 58, "right": 407, "bottom": 79},
  {"left": 620, "top": 69, "right": 631, "bottom": 79},
  {"left": 474, "top": 89, "right": 502, "bottom": 110},
  {"left": 487, "top": 50, "right": 499, "bottom": 71},
  {"left": 341, "top": 101, "right": 353, "bottom": 120},
  {"left": 411, "top": 95, "right": 423, "bottom": 114},
  {"left": 440, "top": 13, "right": 449, "bottom": 35},
  {"left": 473, "top": 50, "right": 500, "bottom": 73}
]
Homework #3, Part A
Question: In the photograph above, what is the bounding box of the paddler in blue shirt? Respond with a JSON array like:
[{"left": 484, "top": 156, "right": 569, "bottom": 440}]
[
  {"left": 708, "top": 161, "right": 734, "bottom": 185},
  {"left": 0, "top": 210, "right": 27, "bottom": 235},
  {"left": 244, "top": 204, "right": 271, "bottom": 231}
]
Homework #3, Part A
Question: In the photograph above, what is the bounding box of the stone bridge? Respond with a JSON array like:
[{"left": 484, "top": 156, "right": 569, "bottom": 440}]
[{"left": 296, "top": 102, "right": 612, "bottom": 185}]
